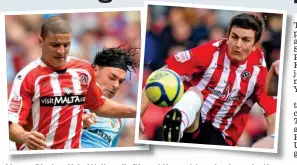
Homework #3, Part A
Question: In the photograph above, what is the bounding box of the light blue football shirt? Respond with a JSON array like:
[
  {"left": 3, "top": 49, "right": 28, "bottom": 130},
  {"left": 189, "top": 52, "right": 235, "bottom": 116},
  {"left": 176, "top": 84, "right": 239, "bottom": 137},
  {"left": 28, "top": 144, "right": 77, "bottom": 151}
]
[{"left": 81, "top": 110, "right": 124, "bottom": 148}]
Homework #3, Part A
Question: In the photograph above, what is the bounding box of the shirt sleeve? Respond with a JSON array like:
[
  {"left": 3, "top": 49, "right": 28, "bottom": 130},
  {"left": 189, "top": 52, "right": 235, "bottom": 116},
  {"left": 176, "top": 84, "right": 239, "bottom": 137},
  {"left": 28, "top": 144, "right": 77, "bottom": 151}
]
[
  {"left": 8, "top": 73, "right": 33, "bottom": 126},
  {"left": 84, "top": 66, "right": 106, "bottom": 110},
  {"left": 254, "top": 67, "right": 277, "bottom": 117},
  {"left": 165, "top": 40, "right": 219, "bottom": 76}
]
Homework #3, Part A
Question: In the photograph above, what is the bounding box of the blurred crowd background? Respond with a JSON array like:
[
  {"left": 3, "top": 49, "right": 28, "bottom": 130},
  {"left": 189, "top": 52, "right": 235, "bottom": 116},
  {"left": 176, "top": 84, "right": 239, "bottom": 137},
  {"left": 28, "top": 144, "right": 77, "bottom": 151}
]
[
  {"left": 141, "top": 5, "right": 283, "bottom": 147},
  {"left": 5, "top": 11, "right": 141, "bottom": 147}
]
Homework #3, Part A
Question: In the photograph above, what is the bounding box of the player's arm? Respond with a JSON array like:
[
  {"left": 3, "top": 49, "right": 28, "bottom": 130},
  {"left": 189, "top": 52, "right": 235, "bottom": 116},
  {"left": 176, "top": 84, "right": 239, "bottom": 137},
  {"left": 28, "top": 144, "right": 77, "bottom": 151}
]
[
  {"left": 252, "top": 67, "right": 277, "bottom": 149},
  {"left": 91, "top": 99, "right": 136, "bottom": 118},
  {"left": 255, "top": 66, "right": 277, "bottom": 117},
  {"left": 8, "top": 73, "right": 46, "bottom": 150},
  {"left": 141, "top": 65, "right": 168, "bottom": 116},
  {"left": 265, "top": 113, "right": 276, "bottom": 135},
  {"left": 141, "top": 41, "right": 216, "bottom": 116},
  {"left": 140, "top": 84, "right": 154, "bottom": 116},
  {"left": 266, "top": 60, "right": 279, "bottom": 96},
  {"left": 252, "top": 113, "right": 275, "bottom": 149},
  {"left": 9, "top": 122, "right": 47, "bottom": 150},
  {"left": 9, "top": 122, "right": 27, "bottom": 143}
]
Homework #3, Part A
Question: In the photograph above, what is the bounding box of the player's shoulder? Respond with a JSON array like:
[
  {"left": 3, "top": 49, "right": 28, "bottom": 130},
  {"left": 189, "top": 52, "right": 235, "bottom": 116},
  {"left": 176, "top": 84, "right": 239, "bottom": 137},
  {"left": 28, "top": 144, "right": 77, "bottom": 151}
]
[
  {"left": 67, "top": 56, "right": 94, "bottom": 73},
  {"left": 196, "top": 39, "right": 226, "bottom": 50},
  {"left": 248, "top": 48, "right": 266, "bottom": 68},
  {"left": 68, "top": 56, "right": 92, "bottom": 67},
  {"left": 182, "top": 39, "right": 226, "bottom": 65},
  {"left": 15, "top": 58, "right": 42, "bottom": 81},
  {"left": 209, "top": 39, "right": 227, "bottom": 49},
  {"left": 190, "top": 39, "right": 227, "bottom": 55}
]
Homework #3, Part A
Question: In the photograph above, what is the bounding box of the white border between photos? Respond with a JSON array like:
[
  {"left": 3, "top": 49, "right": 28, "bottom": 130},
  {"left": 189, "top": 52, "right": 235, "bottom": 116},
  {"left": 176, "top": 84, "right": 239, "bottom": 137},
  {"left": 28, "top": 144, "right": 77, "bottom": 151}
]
[
  {"left": 134, "top": 0, "right": 287, "bottom": 154},
  {"left": 2, "top": 7, "right": 149, "bottom": 155}
]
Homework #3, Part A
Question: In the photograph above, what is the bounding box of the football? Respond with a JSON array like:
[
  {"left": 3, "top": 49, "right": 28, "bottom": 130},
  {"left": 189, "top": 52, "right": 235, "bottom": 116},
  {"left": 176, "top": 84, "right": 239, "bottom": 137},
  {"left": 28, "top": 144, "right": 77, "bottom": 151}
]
[{"left": 145, "top": 68, "right": 184, "bottom": 107}]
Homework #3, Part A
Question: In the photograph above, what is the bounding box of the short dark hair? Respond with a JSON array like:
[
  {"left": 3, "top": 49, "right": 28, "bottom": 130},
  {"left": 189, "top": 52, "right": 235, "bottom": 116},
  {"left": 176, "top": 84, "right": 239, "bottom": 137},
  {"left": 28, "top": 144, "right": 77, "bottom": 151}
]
[
  {"left": 227, "top": 13, "right": 264, "bottom": 43},
  {"left": 40, "top": 16, "right": 72, "bottom": 39},
  {"left": 93, "top": 44, "right": 139, "bottom": 73}
]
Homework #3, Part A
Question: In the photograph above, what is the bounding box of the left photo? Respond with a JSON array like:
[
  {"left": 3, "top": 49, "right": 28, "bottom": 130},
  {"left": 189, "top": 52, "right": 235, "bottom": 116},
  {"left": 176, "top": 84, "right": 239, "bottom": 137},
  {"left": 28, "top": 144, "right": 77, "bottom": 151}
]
[{"left": 5, "top": 9, "right": 146, "bottom": 153}]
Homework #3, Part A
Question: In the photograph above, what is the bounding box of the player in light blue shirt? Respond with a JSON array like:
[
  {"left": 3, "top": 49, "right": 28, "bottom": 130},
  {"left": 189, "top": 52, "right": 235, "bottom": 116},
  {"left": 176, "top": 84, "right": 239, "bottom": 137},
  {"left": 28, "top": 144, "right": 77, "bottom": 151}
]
[{"left": 81, "top": 46, "right": 139, "bottom": 148}]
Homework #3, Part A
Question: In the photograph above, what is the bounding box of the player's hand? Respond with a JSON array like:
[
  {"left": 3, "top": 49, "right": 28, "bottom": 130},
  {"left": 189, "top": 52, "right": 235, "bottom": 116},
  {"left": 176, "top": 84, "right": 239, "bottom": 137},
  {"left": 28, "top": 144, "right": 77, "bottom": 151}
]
[
  {"left": 21, "top": 131, "right": 47, "bottom": 150},
  {"left": 272, "top": 60, "right": 280, "bottom": 76},
  {"left": 82, "top": 113, "right": 96, "bottom": 128}
]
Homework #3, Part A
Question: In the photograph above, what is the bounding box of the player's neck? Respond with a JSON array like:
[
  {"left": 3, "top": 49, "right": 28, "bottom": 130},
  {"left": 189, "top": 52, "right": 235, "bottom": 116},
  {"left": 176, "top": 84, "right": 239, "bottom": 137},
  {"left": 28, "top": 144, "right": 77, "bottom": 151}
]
[{"left": 40, "top": 56, "right": 69, "bottom": 70}]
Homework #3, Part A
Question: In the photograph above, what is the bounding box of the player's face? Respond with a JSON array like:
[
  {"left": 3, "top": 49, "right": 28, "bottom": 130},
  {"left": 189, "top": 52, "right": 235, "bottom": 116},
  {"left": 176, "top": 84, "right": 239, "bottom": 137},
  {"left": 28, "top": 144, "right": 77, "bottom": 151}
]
[
  {"left": 40, "top": 32, "right": 71, "bottom": 69},
  {"left": 95, "top": 66, "right": 126, "bottom": 99},
  {"left": 227, "top": 26, "right": 258, "bottom": 62}
]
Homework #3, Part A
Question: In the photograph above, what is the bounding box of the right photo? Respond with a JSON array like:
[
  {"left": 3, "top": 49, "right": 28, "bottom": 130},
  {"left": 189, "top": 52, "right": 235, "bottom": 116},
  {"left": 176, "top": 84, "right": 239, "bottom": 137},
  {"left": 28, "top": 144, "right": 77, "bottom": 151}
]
[{"left": 137, "top": 2, "right": 286, "bottom": 152}]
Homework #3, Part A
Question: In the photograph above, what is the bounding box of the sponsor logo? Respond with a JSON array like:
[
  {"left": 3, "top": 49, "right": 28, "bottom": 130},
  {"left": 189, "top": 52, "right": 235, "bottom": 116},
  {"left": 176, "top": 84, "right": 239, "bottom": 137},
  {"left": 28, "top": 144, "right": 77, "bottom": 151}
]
[
  {"left": 40, "top": 95, "right": 86, "bottom": 106},
  {"left": 174, "top": 51, "right": 191, "bottom": 63},
  {"left": 207, "top": 82, "right": 239, "bottom": 102},
  {"left": 9, "top": 97, "right": 22, "bottom": 113},
  {"left": 87, "top": 128, "right": 112, "bottom": 143}
]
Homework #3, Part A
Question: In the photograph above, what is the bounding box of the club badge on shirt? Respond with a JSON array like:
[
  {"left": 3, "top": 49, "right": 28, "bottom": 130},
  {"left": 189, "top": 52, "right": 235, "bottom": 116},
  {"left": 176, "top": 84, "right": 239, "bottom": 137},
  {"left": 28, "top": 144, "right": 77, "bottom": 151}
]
[
  {"left": 110, "top": 119, "right": 120, "bottom": 129},
  {"left": 80, "top": 74, "right": 88, "bottom": 85},
  {"left": 241, "top": 71, "right": 251, "bottom": 80}
]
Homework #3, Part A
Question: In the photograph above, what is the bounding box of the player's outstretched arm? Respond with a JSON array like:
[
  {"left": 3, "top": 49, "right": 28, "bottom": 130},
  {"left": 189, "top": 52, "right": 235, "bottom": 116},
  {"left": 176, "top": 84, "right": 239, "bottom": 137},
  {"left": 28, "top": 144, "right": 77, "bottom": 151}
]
[
  {"left": 91, "top": 99, "right": 136, "bottom": 118},
  {"left": 266, "top": 60, "right": 279, "bottom": 96},
  {"left": 9, "top": 123, "right": 47, "bottom": 150},
  {"left": 252, "top": 113, "right": 276, "bottom": 149},
  {"left": 140, "top": 65, "right": 168, "bottom": 116},
  {"left": 265, "top": 113, "right": 276, "bottom": 136},
  {"left": 140, "top": 88, "right": 151, "bottom": 116},
  {"left": 138, "top": 89, "right": 151, "bottom": 133}
]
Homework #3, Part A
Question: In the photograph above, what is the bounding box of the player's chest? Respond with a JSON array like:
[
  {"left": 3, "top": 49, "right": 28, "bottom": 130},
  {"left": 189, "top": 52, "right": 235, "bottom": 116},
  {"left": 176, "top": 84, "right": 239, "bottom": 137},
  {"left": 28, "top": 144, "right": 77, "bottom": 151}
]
[
  {"left": 203, "top": 64, "right": 257, "bottom": 103},
  {"left": 33, "top": 72, "right": 90, "bottom": 105}
]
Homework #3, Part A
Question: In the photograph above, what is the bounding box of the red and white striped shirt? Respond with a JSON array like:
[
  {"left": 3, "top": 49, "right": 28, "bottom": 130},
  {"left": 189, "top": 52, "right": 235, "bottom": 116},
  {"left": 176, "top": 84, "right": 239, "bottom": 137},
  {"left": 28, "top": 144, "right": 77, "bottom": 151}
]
[
  {"left": 8, "top": 56, "right": 106, "bottom": 150},
  {"left": 166, "top": 39, "right": 276, "bottom": 145}
]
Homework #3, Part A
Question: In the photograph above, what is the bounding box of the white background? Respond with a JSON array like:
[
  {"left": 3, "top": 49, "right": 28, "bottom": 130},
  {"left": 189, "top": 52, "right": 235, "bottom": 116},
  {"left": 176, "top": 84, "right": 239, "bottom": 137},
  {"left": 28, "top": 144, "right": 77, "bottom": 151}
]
[{"left": 1, "top": 0, "right": 297, "bottom": 165}]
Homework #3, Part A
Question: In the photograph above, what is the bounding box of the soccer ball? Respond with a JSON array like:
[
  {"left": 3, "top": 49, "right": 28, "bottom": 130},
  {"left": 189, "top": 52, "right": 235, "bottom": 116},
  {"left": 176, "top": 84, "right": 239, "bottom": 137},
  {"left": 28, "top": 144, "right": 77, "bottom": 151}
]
[{"left": 145, "top": 68, "right": 184, "bottom": 107}]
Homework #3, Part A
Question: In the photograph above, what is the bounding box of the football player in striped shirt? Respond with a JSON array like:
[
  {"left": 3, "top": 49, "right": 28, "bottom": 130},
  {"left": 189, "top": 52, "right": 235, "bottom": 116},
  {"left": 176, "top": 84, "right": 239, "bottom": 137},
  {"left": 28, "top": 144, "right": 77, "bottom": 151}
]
[
  {"left": 81, "top": 46, "right": 139, "bottom": 148},
  {"left": 8, "top": 16, "right": 137, "bottom": 150},
  {"left": 141, "top": 13, "right": 277, "bottom": 148}
]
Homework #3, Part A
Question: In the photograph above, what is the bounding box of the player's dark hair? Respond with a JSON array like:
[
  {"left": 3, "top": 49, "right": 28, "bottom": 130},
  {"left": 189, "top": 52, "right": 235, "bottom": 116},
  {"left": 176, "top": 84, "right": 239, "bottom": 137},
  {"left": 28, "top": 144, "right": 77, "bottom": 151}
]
[
  {"left": 93, "top": 44, "right": 139, "bottom": 73},
  {"left": 227, "top": 13, "right": 264, "bottom": 43},
  {"left": 40, "top": 16, "right": 72, "bottom": 39}
]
